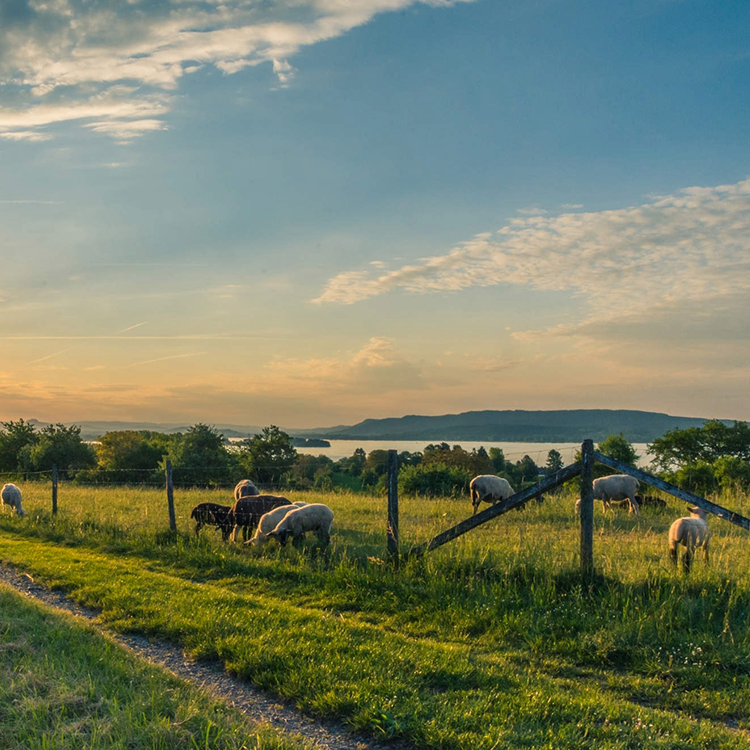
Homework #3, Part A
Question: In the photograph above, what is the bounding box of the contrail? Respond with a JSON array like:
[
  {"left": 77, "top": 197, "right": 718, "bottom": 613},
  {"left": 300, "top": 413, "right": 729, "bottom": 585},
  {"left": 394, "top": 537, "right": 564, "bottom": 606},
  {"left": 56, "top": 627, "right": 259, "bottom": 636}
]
[
  {"left": 116, "top": 321, "right": 148, "bottom": 333},
  {"left": 26, "top": 345, "right": 83, "bottom": 364},
  {"left": 126, "top": 352, "right": 207, "bottom": 367}
]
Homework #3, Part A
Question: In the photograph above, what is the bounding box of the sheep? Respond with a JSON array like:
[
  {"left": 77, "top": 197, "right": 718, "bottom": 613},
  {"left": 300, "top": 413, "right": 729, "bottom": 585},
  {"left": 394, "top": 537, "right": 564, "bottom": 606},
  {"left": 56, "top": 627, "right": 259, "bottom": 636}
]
[
  {"left": 228, "top": 494, "right": 291, "bottom": 542},
  {"left": 266, "top": 503, "right": 334, "bottom": 547},
  {"left": 1, "top": 483, "right": 25, "bottom": 517},
  {"left": 190, "top": 502, "right": 233, "bottom": 541},
  {"left": 575, "top": 474, "right": 640, "bottom": 515},
  {"left": 635, "top": 494, "right": 667, "bottom": 510},
  {"left": 469, "top": 475, "right": 515, "bottom": 515},
  {"left": 234, "top": 479, "right": 260, "bottom": 501},
  {"left": 245, "top": 502, "right": 308, "bottom": 548},
  {"left": 669, "top": 507, "right": 710, "bottom": 572}
]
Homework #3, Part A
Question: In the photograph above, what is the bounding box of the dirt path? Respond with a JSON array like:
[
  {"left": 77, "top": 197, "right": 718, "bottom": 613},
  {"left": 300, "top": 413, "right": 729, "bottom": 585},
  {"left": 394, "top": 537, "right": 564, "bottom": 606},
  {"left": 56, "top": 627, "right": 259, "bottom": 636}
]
[{"left": 0, "top": 562, "right": 413, "bottom": 750}]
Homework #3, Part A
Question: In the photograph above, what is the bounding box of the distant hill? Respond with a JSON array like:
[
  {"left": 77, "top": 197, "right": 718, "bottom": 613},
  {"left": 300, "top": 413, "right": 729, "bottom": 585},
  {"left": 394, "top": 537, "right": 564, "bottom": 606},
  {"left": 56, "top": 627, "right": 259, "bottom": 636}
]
[
  {"left": 24, "top": 409, "right": 740, "bottom": 444},
  {"left": 300, "top": 409, "right": 736, "bottom": 443}
]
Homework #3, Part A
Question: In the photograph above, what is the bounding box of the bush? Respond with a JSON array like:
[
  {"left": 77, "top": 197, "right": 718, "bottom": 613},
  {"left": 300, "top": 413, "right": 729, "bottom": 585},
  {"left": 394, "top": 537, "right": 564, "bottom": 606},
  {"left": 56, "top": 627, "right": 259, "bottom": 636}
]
[{"left": 398, "top": 463, "right": 472, "bottom": 498}]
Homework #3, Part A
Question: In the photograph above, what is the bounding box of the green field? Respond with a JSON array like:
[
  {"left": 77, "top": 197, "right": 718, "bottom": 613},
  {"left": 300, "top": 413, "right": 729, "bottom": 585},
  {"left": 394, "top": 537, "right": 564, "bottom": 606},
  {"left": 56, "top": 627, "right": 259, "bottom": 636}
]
[{"left": 1, "top": 482, "right": 750, "bottom": 749}]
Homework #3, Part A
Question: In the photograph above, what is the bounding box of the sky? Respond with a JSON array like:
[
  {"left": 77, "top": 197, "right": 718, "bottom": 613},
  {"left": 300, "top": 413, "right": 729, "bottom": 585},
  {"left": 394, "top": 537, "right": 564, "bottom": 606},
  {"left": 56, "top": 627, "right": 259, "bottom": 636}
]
[{"left": 1, "top": 0, "right": 750, "bottom": 429}]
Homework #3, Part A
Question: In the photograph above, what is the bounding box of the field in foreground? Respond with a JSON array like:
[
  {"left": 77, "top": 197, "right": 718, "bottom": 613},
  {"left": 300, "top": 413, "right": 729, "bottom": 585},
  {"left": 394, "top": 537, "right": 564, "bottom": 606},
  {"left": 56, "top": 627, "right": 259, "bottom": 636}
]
[
  {"left": 0, "top": 583, "right": 312, "bottom": 750},
  {"left": 1, "top": 483, "right": 750, "bottom": 749}
]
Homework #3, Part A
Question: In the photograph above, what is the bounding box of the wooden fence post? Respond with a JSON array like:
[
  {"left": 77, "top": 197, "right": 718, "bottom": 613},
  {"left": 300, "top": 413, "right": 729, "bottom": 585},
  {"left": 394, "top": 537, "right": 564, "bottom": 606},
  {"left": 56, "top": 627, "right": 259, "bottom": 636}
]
[
  {"left": 580, "top": 439, "right": 594, "bottom": 576},
  {"left": 386, "top": 450, "right": 399, "bottom": 562},
  {"left": 166, "top": 459, "right": 176, "bottom": 532},
  {"left": 52, "top": 464, "right": 58, "bottom": 515}
]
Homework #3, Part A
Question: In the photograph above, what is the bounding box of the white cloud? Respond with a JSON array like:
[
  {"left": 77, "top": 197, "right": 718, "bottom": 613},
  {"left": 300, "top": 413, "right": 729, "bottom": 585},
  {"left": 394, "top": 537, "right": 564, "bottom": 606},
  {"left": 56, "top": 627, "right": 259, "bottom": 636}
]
[
  {"left": 0, "top": 129, "right": 52, "bottom": 141},
  {"left": 0, "top": 0, "right": 473, "bottom": 141},
  {"left": 313, "top": 179, "right": 750, "bottom": 346}
]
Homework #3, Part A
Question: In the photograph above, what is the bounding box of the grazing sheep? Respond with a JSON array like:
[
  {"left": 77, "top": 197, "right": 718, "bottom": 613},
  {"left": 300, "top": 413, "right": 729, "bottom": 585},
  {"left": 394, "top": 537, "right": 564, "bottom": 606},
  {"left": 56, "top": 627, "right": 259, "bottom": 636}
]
[
  {"left": 575, "top": 474, "right": 640, "bottom": 515},
  {"left": 234, "top": 479, "right": 260, "bottom": 501},
  {"left": 190, "top": 502, "right": 233, "bottom": 541},
  {"left": 635, "top": 494, "right": 667, "bottom": 510},
  {"left": 229, "top": 494, "right": 292, "bottom": 542},
  {"left": 469, "top": 475, "right": 515, "bottom": 515},
  {"left": 669, "top": 507, "right": 710, "bottom": 572},
  {"left": 1, "top": 483, "right": 25, "bottom": 517},
  {"left": 266, "top": 503, "right": 334, "bottom": 547},
  {"left": 245, "top": 502, "right": 308, "bottom": 548}
]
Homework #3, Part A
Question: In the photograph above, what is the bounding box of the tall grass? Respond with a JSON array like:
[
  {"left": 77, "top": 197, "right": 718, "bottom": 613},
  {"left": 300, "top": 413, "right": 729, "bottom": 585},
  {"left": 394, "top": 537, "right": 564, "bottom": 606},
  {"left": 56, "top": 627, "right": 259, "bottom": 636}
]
[{"left": 2, "top": 482, "right": 750, "bottom": 748}]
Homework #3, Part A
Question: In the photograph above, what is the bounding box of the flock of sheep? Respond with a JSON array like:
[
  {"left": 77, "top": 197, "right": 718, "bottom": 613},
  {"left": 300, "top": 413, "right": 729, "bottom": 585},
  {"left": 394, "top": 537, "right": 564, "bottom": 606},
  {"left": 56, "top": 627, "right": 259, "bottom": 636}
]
[
  {"left": 469, "top": 473, "right": 710, "bottom": 572},
  {"left": 190, "top": 480, "right": 334, "bottom": 549},
  {"left": 1, "top": 473, "right": 711, "bottom": 570}
]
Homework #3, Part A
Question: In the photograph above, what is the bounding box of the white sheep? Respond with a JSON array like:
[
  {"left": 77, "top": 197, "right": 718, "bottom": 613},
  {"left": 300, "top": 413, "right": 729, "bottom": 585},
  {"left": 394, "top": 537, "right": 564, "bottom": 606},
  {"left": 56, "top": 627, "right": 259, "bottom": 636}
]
[
  {"left": 469, "top": 475, "right": 515, "bottom": 515},
  {"left": 266, "top": 503, "right": 334, "bottom": 547},
  {"left": 1, "top": 483, "right": 25, "bottom": 517},
  {"left": 575, "top": 474, "right": 640, "bottom": 515},
  {"left": 234, "top": 479, "right": 260, "bottom": 501},
  {"left": 669, "top": 507, "right": 710, "bottom": 572},
  {"left": 245, "top": 501, "right": 308, "bottom": 548}
]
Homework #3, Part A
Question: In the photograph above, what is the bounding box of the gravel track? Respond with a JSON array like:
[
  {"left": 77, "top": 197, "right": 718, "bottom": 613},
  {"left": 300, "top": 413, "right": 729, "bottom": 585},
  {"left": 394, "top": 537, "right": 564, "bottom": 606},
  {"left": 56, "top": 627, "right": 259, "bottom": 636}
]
[{"left": 0, "top": 562, "right": 414, "bottom": 750}]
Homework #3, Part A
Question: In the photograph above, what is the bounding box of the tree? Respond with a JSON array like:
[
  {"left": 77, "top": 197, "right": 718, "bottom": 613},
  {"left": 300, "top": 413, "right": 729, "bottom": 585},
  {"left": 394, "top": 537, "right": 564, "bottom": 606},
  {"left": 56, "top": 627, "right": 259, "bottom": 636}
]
[
  {"left": 488, "top": 448, "right": 505, "bottom": 473},
  {"left": 545, "top": 449, "right": 564, "bottom": 475},
  {"left": 648, "top": 420, "right": 750, "bottom": 472},
  {"left": 398, "top": 463, "right": 472, "bottom": 499},
  {"left": 169, "top": 424, "right": 233, "bottom": 487},
  {"left": 20, "top": 423, "right": 96, "bottom": 478},
  {"left": 0, "top": 419, "right": 38, "bottom": 472},
  {"left": 289, "top": 454, "right": 333, "bottom": 489},
  {"left": 237, "top": 425, "right": 297, "bottom": 486},
  {"left": 597, "top": 433, "right": 639, "bottom": 468},
  {"left": 97, "top": 431, "right": 165, "bottom": 474}
]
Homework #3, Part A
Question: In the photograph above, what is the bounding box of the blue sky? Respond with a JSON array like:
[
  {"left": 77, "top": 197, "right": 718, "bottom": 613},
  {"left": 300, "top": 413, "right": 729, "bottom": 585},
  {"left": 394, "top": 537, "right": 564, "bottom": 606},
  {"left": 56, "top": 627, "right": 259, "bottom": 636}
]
[{"left": 1, "top": 0, "right": 749, "bottom": 428}]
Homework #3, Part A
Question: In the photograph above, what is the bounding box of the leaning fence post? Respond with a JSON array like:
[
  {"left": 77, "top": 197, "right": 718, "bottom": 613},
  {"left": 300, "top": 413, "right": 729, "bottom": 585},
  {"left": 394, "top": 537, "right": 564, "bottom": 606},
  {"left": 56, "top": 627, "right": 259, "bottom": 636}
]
[
  {"left": 386, "top": 449, "right": 399, "bottom": 562},
  {"left": 165, "top": 459, "right": 176, "bottom": 532},
  {"left": 51, "top": 464, "right": 58, "bottom": 515},
  {"left": 580, "top": 439, "right": 594, "bottom": 577}
]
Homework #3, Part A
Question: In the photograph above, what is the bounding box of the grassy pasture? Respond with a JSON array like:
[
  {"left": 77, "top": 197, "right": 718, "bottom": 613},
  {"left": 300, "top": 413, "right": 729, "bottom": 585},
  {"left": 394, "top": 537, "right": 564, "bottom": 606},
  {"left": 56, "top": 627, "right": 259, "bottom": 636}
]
[
  {"left": 0, "top": 584, "right": 314, "bottom": 750},
  {"left": 1, "top": 482, "right": 750, "bottom": 748}
]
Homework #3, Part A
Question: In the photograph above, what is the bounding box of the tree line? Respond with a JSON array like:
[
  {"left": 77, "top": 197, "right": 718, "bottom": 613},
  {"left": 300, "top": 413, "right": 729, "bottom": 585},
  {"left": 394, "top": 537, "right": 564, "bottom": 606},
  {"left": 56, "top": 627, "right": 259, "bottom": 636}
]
[{"left": 0, "top": 418, "right": 748, "bottom": 497}]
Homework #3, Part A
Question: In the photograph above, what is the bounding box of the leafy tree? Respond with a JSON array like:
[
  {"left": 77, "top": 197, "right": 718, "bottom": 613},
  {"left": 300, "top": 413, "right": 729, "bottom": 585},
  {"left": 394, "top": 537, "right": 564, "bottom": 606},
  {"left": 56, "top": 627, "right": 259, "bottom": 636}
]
[
  {"left": 398, "top": 463, "right": 472, "bottom": 498},
  {"left": 169, "top": 424, "right": 233, "bottom": 487},
  {"left": 670, "top": 462, "right": 718, "bottom": 496},
  {"left": 423, "top": 443, "right": 492, "bottom": 474},
  {"left": 515, "top": 455, "right": 540, "bottom": 485},
  {"left": 488, "top": 447, "right": 505, "bottom": 473},
  {"left": 364, "top": 449, "right": 390, "bottom": 477},
  {"left": 335, "top": 447, "right": 367, "bottom": 476},
  {"left": 0, "top": 419, "right": 38, "bottom": 473},
  {"left": 597, "top": 433, "right": 639, "bottom": 468},
  {"left": 237, "top": 425, "right": 297, "bottom": 486},
  {"left": 648, "top": 420, "right": 750, "bottom": 472},
  {"left": 545, "top": 449, "right": 564, "bottom": 475},
  {"left": 20, "top": 423, "right": 96, "bottom": 478},
  {"left": 97, "top": 431, "right": 165, "bottom": 474},
  {"left": 712, "top": 456, "right": 750, "bottom": 492},
  {"left": 289, "top": 454, "right": 333, "bottom": 489}
]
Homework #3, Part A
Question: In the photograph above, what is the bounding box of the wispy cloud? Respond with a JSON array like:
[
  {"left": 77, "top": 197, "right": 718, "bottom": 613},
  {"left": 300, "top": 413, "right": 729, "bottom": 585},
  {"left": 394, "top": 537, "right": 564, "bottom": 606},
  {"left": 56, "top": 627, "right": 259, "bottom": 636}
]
[
  {"left": 126, "top": 352, "right": 207, "bottom": 367},
  {"left": 26, "top": 345, "right": 83, "bottom": 365},
  {"left": 0, "top": 0, "right": 472, "bottom": 142},
  {"left": 313, "top": 178, "right": 750, "bottom": 350},
  {"left": 116, "top": 322, "right": 149, "bottom": 334}
]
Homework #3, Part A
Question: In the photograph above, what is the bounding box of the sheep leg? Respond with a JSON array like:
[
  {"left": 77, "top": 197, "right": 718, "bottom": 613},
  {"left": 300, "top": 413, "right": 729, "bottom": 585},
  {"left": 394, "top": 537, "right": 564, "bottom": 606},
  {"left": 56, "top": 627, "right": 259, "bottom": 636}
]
[
  {"left": 683, "top": 548, "right": 692, "bottom": 574},
  {"left": 669, "top": 543, "right": 678, "bottom": 566}
]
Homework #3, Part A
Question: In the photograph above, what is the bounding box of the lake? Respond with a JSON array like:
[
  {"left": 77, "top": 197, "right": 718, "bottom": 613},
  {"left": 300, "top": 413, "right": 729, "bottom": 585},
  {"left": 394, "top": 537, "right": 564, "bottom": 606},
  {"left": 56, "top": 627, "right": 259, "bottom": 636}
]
[{"left": 292, "top": 439, "right": 654, "bottom": 468}]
